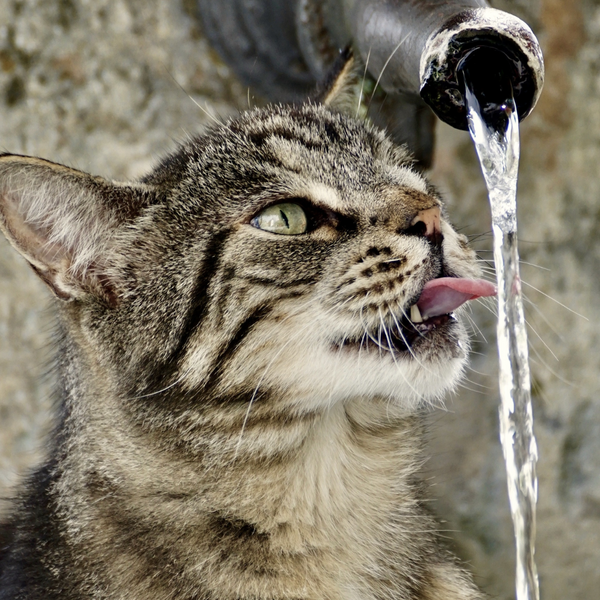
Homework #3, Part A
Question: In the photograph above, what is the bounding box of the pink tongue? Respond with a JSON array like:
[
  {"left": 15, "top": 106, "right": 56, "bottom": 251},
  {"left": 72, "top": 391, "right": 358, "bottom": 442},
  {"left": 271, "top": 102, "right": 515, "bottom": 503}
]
[{"left": 416, "top": 277, "right": 496, "bottom": 319}]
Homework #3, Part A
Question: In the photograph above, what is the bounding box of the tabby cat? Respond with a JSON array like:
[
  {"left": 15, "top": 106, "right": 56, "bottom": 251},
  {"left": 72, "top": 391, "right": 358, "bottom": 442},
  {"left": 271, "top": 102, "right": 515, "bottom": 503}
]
[{"left": 0, "top": 53, "right": 493, "bottom": 599}]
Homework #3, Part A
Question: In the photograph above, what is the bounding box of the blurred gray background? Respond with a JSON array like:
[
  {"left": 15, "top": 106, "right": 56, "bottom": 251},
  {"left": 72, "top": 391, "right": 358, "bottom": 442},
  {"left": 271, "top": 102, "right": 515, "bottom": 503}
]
[{"left": 0, "top": 0, "right": 598, "bottom": 598}]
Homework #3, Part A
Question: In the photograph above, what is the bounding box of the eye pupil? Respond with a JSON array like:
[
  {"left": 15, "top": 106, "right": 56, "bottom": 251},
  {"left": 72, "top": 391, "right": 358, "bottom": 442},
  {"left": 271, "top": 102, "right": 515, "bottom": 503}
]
[
  {"left": 251, "top": 202, "right": 308, "bottom": 235},
  {"left": 280, "top": 209, "right": 290, "bottom": 229}
]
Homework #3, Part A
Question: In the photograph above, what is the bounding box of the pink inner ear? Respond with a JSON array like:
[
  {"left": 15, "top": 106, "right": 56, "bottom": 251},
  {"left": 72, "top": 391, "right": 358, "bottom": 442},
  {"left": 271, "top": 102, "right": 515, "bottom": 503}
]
[
  {"left": 0, "top": 186, "right": 77, "bottom": 297},
  {"left": 1, "top": 189, "right": 62, "bottom": 265},
  {"left": 416, "top": 277, "right": 496, "bottom": 318},
  {"left": 0, "top": 157, "right": 121, "bottom": 304}
]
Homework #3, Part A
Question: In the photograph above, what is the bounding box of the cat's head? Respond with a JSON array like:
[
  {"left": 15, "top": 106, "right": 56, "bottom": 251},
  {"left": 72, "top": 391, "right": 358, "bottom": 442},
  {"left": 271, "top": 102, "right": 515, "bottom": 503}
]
[{"left": 0, "top": 53, "right": 491, "bottom": 417}]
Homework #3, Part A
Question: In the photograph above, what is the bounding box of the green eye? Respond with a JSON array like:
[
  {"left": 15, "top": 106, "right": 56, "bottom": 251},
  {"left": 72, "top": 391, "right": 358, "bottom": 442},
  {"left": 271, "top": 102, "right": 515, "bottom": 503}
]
[{"left": 251, "top": 202, "right": 308, "bottom": 235}]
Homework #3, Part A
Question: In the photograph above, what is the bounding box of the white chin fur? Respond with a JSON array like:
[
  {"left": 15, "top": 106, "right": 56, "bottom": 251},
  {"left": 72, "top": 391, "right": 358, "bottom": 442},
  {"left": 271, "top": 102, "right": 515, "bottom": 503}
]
[
  {"left": 182, "top": 310, "right": 470, "bottom": 413},
  {"left": 254, "top": 330, "right": 468, "bottom": 413}
]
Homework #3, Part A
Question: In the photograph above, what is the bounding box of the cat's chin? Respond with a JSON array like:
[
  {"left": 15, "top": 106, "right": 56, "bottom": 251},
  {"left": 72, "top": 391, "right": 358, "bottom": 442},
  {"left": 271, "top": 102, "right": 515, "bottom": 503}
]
[
  {"left": 256, "top": 317, "right": 470, "bottom": 412},
  {"left": 333, "top": 321, "right": 468, "bottom": 408},
  {"left": 294, "top": 346, "right": 466, "bottom": 411}
]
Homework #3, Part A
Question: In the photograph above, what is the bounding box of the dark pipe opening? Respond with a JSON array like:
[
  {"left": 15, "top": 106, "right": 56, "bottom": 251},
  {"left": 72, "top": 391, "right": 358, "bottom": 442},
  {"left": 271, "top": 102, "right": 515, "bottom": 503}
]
[
  {"left": 458, "top": 46, "right": 516, "bottom": 134},
  {"left": 420, "top": 30, "right": 536, "bottom": 130}
]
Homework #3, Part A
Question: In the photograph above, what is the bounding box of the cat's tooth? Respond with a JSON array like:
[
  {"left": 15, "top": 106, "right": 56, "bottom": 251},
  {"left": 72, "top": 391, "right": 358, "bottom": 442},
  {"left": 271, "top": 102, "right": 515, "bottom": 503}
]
[{"left": 410, "top": 304, "right": 423, "bottom": 324}]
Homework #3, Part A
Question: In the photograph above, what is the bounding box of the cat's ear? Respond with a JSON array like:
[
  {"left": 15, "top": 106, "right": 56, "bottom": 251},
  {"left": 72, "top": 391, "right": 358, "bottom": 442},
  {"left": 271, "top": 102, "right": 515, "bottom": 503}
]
[
  {"left": 316, "top": 47, "right": 362, "bottom": 113},
  {"left": 0, "top": 154, "right": 149, "bottom": 306}
]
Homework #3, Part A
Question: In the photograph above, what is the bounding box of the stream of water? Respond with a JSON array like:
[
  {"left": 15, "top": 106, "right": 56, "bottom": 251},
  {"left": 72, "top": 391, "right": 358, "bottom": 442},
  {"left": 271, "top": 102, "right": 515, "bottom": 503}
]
[{"left": 463, "top": 72, "right": 540, "bottom": 600}]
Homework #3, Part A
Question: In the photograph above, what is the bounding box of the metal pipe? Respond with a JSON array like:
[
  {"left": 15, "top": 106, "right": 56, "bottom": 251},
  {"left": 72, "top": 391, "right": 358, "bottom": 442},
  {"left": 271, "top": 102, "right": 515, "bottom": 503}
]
[{"left": 197, "top": 0, "right": 544, "bottom": 160}]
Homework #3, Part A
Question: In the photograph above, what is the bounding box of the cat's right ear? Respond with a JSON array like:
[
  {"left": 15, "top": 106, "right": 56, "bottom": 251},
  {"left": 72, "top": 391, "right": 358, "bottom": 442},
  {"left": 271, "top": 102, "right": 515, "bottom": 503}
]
[
  {"left": 0, "top": 154, "right": 150, "bottom": 306},
  {"left": 316, "top": 46, "right": 362, "bottom": 113}
]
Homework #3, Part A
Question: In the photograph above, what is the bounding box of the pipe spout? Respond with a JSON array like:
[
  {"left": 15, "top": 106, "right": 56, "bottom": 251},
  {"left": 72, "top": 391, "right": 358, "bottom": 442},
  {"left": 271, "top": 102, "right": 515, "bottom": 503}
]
[
  {"left": 418, "top": 7, "right": 544, "bottom": 129},
  {"left": 319, "top": 0, "right": 544, "bottom": 129},
  {"left": 197, "top": 0, "right": 544, "bottom": 158}
]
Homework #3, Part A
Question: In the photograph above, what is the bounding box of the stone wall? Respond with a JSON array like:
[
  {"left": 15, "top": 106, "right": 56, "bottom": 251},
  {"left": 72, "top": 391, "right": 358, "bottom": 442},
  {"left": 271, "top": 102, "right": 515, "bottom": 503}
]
[{"left": 0, "top": 0, "right": 597, "bottom": 598}]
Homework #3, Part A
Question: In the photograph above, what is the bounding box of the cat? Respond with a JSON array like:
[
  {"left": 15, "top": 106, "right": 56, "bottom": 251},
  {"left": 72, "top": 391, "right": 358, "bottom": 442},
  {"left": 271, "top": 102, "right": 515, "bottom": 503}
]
[{"left": 0, "top": 51, "right": 493, "bottom": 599}]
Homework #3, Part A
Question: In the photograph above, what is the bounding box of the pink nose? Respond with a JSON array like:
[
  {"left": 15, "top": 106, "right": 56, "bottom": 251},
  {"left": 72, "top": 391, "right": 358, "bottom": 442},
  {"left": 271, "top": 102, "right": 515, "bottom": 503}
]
[{"left": 410, "top": 206, "right": 443, "bottom": 246}]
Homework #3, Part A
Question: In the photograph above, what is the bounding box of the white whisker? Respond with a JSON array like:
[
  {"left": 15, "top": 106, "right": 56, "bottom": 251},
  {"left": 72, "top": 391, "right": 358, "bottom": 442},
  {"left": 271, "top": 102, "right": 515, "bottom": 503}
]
[
  {"left": 356, "top": 48, "right": 372, "bottom": 119},
  {"left": 389, "top": 306, "right": 429, "bottom": 372},
  {"left": 519, "top": 260, "right": 550, "bottom": 271},
  {"left": 521, "top": 280, "right": 588, "bottom": 320},
  {"left": 463, "top": 309, "right": 488, "bottom": 343},
  {"left": 131, "top": 367, "right": 193, "bottom": 400},
  {"left": 522, "top": 294, "right": 565, "bottom": 342},
  {"left": 371, "top": 33, "right": 410, "bottom": 98},
  {"left": 166, "top": 70, "right": 225, "bottom": 128},
  {"left": 528, "top": 350, "right": 576, "bottom": 388},
  {"left": 525, "top": 318, "right": 559, "bottom": 362},
  {"left": 378, "top": 307, "right": 424, "bottom": 401}
]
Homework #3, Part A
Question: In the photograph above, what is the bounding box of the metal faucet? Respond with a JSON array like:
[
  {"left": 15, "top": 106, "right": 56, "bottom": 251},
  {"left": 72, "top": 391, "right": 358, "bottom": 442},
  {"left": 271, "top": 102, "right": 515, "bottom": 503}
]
[{"left": 196, "top": 0, "right": 544, "bottom": 167}]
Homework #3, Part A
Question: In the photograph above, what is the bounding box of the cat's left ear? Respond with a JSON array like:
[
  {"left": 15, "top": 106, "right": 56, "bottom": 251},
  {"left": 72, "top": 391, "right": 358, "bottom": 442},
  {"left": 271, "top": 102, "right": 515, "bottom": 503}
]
[
  {"left": 0, "top": 154, "right": 150, "bottom": 306},
  {"left": 316, "top": 47, "right": 362, "bottom": 113}
]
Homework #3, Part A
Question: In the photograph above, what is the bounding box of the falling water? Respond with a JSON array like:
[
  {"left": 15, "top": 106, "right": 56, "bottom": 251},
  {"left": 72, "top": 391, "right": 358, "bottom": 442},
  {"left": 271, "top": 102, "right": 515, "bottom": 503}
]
[{"left": 462, "top": 56, "right": 540, "bottom": 600}]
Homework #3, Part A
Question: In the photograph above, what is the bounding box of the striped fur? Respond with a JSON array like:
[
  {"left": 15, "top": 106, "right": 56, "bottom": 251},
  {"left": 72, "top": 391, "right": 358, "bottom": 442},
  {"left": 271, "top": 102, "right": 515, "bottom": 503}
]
[{"left": 0, "top": 100, "right": 484, "bottom": 599}]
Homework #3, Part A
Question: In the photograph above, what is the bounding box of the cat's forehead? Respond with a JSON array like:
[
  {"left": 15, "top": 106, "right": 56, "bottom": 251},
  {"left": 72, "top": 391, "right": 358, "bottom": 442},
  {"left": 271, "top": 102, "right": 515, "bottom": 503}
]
[
  {"left": 186, "top": 104, "right": 430, "bottom": 213},
  {"left": 230, "top": 104, "right": 417, "bottom": 176}
]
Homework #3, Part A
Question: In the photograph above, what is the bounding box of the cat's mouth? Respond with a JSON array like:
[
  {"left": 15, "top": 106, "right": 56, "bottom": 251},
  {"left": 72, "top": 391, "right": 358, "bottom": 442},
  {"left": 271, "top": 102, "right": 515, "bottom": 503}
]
[
  {"left": 335, "top": 277, "right": 496, "bottom": 355},
  {"left": 336, "top": 312, "right": 457, "bottom": 355}
]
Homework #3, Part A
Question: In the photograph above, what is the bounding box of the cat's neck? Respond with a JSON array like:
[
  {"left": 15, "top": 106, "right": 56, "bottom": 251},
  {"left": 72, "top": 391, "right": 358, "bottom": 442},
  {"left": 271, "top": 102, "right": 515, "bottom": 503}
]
[
  {"left": 58, "top": 368, "right": 423, "bottom": 541},
  {"left": 223, "top": 399, "right": 422, "bottom": 541},
  {"left": 31, "top": 343, "right": 432, "bottom": 599}
]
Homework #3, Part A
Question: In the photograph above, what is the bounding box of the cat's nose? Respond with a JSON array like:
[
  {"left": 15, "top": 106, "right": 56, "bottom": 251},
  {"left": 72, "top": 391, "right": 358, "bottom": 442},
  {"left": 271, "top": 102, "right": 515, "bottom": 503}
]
[{"left": 409, "top": 206, "right": 443, "bottom": 246}]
